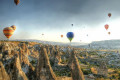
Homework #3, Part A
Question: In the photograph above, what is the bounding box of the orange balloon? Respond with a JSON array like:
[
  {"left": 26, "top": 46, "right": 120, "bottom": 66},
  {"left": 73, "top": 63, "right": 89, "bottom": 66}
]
[
  {"left": 11, "top": 25, "right": 16, "bottom": 31},
  {"left": 14, "top": 0, "right": 20, "bottom": 5},
  {"left": 108, "top": 13, "right": 111, "bottom": 17},
  {"left": 3, "top": 27, "right": 14, "bottom": 39},
  {"left": 61, "top": 35, "right": 63, "bottom": 38},
  {"left": 108, "top": 32, "right": 110, "bottom": 35},
  {"left": 105, "top": 24, "right": 109, "bottom": 30}
]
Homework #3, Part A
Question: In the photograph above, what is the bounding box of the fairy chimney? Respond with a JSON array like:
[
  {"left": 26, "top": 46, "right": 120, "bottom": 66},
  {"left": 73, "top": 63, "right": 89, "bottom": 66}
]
[
  {"left": 49, "top": 46, "right": 61, "bottom": 66},
  {"left": 10, "top": 53, "right": 28, "bottom": 80},
  {"left": 36, "top": 47, "right": 57, "bottom": 80},
  {"left": 68, "top": 49, "right": 85, "bottom": 80},
  {"left": 0, "top": 61, "right": 10, "bottom": 80}
]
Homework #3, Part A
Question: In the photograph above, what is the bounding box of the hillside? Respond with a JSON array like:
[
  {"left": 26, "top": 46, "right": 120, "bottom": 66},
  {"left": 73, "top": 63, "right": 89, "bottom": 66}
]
[{"left": 0, "top": 41, "right": 120, "bottom": 80}]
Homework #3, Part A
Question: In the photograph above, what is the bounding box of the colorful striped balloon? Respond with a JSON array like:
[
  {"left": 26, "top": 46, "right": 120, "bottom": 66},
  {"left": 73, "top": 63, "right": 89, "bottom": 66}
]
[{"left": 3, "top": 27, "right": 14, "bottom": 39}]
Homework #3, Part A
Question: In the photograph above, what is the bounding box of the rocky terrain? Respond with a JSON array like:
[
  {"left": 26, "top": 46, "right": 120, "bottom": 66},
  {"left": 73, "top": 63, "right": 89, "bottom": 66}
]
[{"left": 0, "top": 41, "right": 120, "bottom": 80}]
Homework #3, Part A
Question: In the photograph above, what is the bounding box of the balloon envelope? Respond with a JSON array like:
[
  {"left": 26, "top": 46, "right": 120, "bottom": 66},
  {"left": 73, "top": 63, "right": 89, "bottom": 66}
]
[
  {"left": 108, "top": 13, "right": 111, "bottom": 17},
  {"left": 61, "top": 35, "right": 63, "bottom": 38},
  {"left": 105, "top": 24, "right": 109, "bottom": 30},
  {"left": 14, "top": 0, "right": 20, "bottom": 5},
  {"left": 108, "top": 32, "right": 110, "bottom": 35},
  {"left": 66, "top": 32, "right": 74, "bottom": 42},
  {"left": 71, "top": 24, "right": 73, "bottom": 26},
  {"left": 3, "top": 27, "right": 14, "bottom": 39},
  {"left": 11, "top": 25, "right": 16, "bottom": 31}
]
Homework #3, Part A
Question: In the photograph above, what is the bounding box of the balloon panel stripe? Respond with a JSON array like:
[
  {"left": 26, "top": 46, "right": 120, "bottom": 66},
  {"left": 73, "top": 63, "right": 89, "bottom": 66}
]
[{"left": 3, "top": 31, "right": 14, "bottom": 33}]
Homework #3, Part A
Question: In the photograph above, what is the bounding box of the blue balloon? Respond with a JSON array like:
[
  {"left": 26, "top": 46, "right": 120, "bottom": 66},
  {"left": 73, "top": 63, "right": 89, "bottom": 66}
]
[{"left": 66, "top": 32, "right": 74, "bottom": 42}]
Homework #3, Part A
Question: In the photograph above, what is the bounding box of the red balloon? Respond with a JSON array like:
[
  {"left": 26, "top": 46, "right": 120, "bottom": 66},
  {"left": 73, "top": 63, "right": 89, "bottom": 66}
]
[{"left": 105, "top": 24, "right": 109, "bottom": 30}]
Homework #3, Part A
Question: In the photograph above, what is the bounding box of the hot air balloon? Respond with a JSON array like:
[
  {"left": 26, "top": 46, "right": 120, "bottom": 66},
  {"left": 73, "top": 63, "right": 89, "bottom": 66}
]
[
  {"left": 108, "top": 13, "right": 111, "bottom": 17},
  {"left": 66, "top": 32, "right": 74, "bottom": 42},
  {"left": 3, "top": 27, "right": 14, "bottom": 39},
  {"left": 11, "top": 25, "right": 16, "bottom": 31},
  {"left": 71, "top": 24, "right": 73, "bottom": 26},
  {"left": 61, "top": 35, "right": 63, "bottom": 38},
  {"left": 108, "top": 32, "right": 110, "bottom": 35},
  {"left": 105, "top": 24, "right": 109, "bottom": 30},
  {"left": 14, "top": 0, "right": 20, "bottom": 5}
]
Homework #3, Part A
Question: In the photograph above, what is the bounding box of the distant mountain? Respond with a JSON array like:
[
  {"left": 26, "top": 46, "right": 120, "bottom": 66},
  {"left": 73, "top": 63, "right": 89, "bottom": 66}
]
[
  {"left": 10, "top": 39, "right": 88, "bottom": 46},
  {"left": 75, "top": 39, "right": 120, "bottom": 49},
  {"left": 90, "top": 39, "right": 120, "bottom": 49},
  {"left": 9, "top": 39, "right": 120, "bottom": 49}
]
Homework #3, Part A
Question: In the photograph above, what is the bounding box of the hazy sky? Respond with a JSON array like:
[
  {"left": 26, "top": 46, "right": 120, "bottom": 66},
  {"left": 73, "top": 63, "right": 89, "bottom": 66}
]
[{"left": 0, "top": 0, "right": 120, "bottom": 43}]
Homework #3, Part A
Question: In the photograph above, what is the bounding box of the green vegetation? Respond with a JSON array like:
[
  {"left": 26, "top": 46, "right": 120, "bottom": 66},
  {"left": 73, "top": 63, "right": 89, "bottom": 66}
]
[
  {"left": 81, "top": 68, "right": 92, "bottom": 75},
  {"left": 94, "top": 74, "right": 106, "bottom": 78},
  {"left": 50, "top": 60, "right": 54, "bottom": 67},
  {"left": 99, "top": 55, "right": 104, "bottom": 58},
  {"left": 30, "top": 60, "right": 37, "bottom": 67},
  {"left": 80, "top": 60, "right": 89, "bottom": 65},
  {"left": 25, "top": 42, "right": 29, "bottom": 45},
  {"left": 88, "top": 51, "right": 98, "bottom": 55},
  {"left": 54, "top": 70, "right": 71, "bottom": 77},
  {"left": 61, "top": 59, "right": 68, "bottom": 64},
  {"left": 111, "top": 75, "right": 117, "bottom": 79},
  {"left": 118, "top": 73, "right": 120, "bottom": 79},
  {"left": 78, "top": 59, "right": 81, "bottom": 64}
]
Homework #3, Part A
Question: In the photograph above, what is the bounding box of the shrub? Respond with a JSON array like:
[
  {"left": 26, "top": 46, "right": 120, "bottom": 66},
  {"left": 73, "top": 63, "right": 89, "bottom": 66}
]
[
  {"left": 112, "top": 75, "right": 117, "bottom": 79},
  {"left": 81, "top": 69, "right": 92, "bottom": 75},
  {"left": 54, "top": 70, "right": 71, "bottom": 77},
  {"left": 30, "top": 60, "right": 36, "bottom": 64},
  {"left": 61, "top": 59, "right": 68, "bottom": 64}
]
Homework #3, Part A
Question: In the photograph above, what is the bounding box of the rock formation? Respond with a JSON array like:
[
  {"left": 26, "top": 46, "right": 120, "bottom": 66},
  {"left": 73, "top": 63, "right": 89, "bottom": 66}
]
[
  {"left": 45, "top": 45, "right": 50, "bottom": 55},
  {"left": 10, "top": 53, "right": 28, "bottom": 80},
  {"left": 36, "top": 47, "right": 57, "bottom": 80},
  {"left": 19, "top": 47, "right": 30, "bottom": 65},
  {"left": 0, "top": 42, "right": 14, "bottom": 57},
  {"left": 19, "top": 43, "right": 30, "bottom": 55},
  {"left": 49, "top": 46, "right": 61, "bottom": 66},
  {"left": 0, "top": 61, "right": 10, "bottom": 80},
  {"left": 0, "top": 41, "right": 86, "bottom": 80},
  {"left": 68, "top": 49, "right": 85, "bottom": 80}
]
